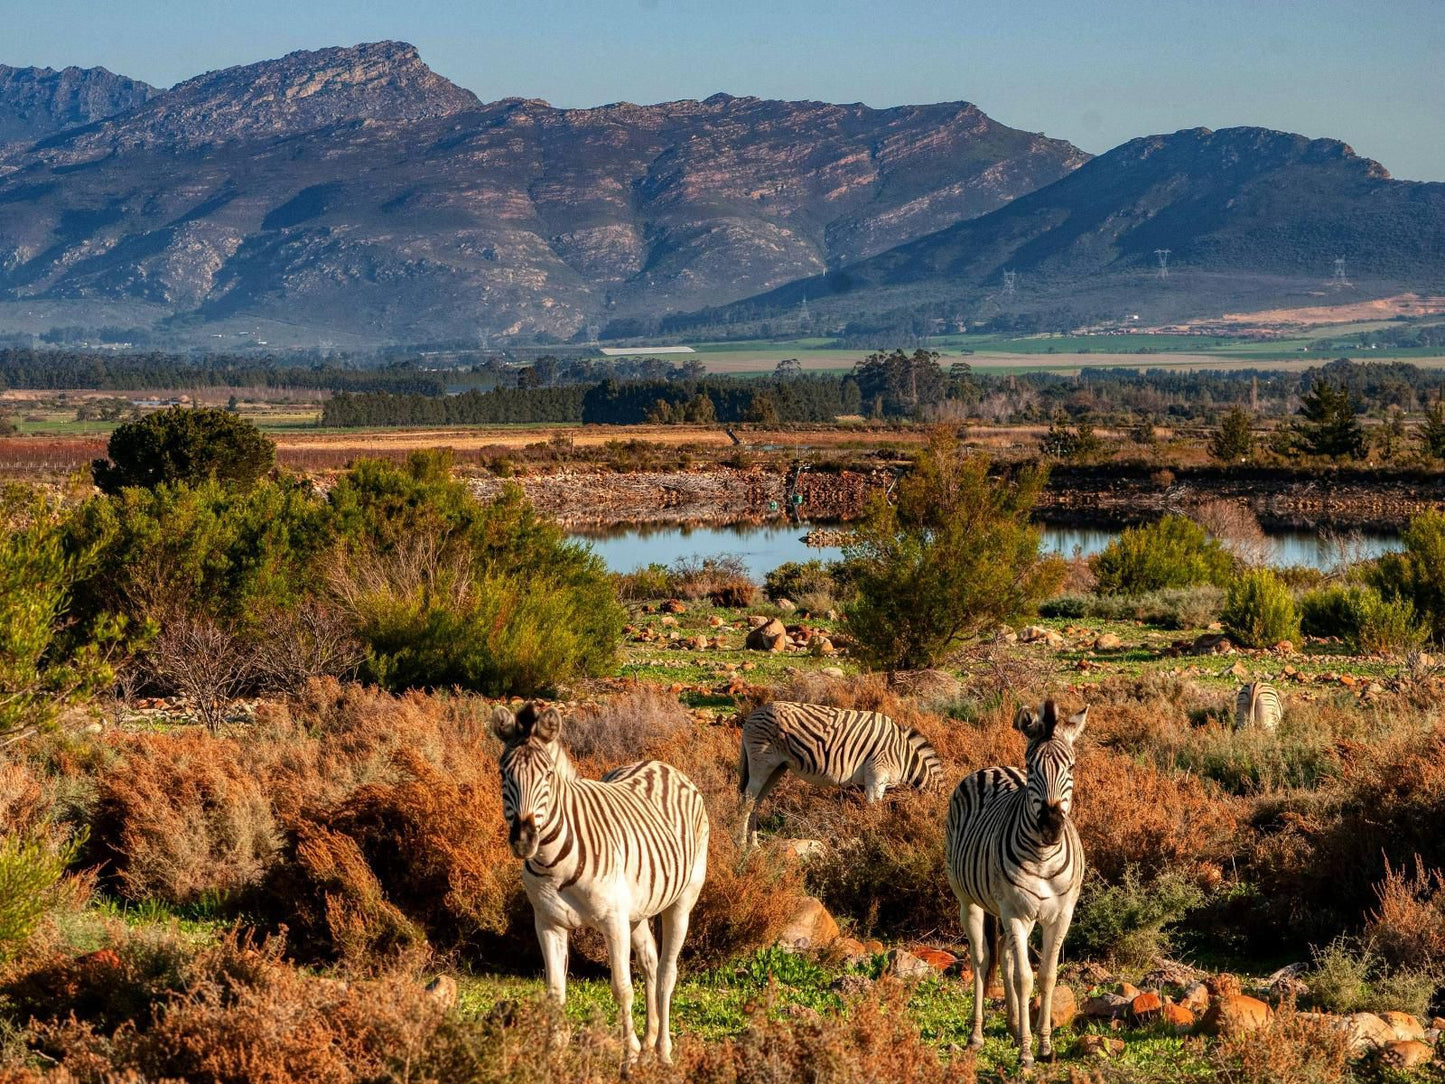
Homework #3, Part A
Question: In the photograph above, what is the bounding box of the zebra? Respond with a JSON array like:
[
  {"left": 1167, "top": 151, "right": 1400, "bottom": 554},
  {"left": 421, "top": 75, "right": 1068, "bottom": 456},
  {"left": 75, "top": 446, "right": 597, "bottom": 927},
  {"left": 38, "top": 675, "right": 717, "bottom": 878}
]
[
  {"left": 1235, "top": 681, "right": 1282, "bottom": 730},
  {"left": 737, "top": 700, "right": 941, "bottom": 848},
  {"left": 945, "top": 700, "right": 1087, "bottom": 1068},
  {"left": 492, "top": 702, "right": 709, "bottom": 1068}
]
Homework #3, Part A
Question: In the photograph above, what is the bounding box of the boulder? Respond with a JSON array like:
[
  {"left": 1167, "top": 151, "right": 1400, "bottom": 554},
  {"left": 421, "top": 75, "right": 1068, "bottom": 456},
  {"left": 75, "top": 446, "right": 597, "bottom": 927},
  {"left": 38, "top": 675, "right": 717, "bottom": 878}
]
[
  {"left": 1381, "top": 1011, "right": 1425, "bottom": 1042},
  {"left": 1341, "top": 1012, "right": 1401, "bottom": 1052},
  {"left": 1117, "top": 982, "right": 1142, "bottom": 1000},
  {"left": 660, "top": 615, "right": 678, "bottom": 627},
  {"left": 688, "top": 635, "right": 710, "bottom": 651},
  {"left": 746, "top": 618, "right": 790, "bottom": 652},
  {"left": 820, "top": 666, "right": 846, "bottom": 679},
  {"left": 777, "top": 896, "right": 840, "bottom": 950},
  {"left": 1019, "top": 625, "right": 1051, "bottom": 643},
  {"left": 425, "top": 975, "right": 458, "bottom": 1010},
  {"left": 779, "top": 838, "right": 826, "bottom": 862},
  {"left": 776, "top": 598, "right": 797, "bottom": 613},
  {"left": 830, "top": 937, "right": 870, "bottom": 968},
  {"left": 1094, "top": 633, "right": 1124, "bottom": 651},
  {"left": 1030, "top": 984, "right": 1077, "bottom": 1029},
  {"left": 909, "top": 947, "right": 958, "bottom": 973},
  {"left": 747, "top": 614, "right": 771, "bottom": 629},
  {"left": 661, "top": 599, "right": 687, "bottom": 614},
  {"left": 1161, "top": 1002, "right": 1195, "bottom": 1033},
  {"left": 1180, "top": 982, "right": 1211, "bottom": 1013},
  {"left": 1130, "top": 991, "right": 1163, "bottom": 1022},
  {"left": 708, "top": 615, "right": 725, "bottom": 628},
  {"left": 862, "top": 939, "right": 885, "bottom": 955},
  {"left": 886, "top": 948, "right": 935, "bottom": 982},
  {"left": 1084, "top": 993, "right": 1132, "bottom": 1020},
  {"left": 1379, "top": 1040, "right": 1433, "bottom": 1069},
  {"left": 1078, "top": 1036, "right": 1127, "bottom": 1059},
  {"left": 1200, "top": 994, "right": 1271, "bottom": 1036}
]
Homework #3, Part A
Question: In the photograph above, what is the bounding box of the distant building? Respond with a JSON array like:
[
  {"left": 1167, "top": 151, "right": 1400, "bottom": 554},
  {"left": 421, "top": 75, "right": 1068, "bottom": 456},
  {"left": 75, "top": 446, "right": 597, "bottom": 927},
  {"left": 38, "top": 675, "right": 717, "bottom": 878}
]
[{"left": 598, "top": 345, "right": 697, "bottom": 356}]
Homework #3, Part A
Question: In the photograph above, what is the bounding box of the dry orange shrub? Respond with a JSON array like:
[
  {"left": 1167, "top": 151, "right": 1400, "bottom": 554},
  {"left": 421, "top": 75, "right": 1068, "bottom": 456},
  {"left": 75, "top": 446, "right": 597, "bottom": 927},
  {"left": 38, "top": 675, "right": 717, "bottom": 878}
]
[{"left": 1366, "top": 857, "right": 1445, "bottom": 972}]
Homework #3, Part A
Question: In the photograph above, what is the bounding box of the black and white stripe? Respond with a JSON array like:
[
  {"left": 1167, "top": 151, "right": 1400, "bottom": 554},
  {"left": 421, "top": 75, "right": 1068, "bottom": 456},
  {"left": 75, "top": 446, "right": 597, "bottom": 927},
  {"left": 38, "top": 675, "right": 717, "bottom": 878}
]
[
  {"left": 1234, "top": 681, "right": 1282, "bottom": 730},
  {"left": 945, "top": 701, "right": 1087, "bottom": 1068},
  {"left": 494, "top": 702, "right": 709, "bottom": 1068},
  {"left": 737, "top": 700, "right": 941, "bottom": 847}
]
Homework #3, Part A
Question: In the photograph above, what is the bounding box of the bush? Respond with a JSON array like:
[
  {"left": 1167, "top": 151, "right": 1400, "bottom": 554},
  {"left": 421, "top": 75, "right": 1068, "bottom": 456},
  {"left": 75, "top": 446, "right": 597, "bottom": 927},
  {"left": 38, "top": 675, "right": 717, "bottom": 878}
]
[
  {"left": 614, "top": 562, "right": 671, "bottom": 600},
  {"left": 1371, "top": 509, "right": 1445, "bottom": 641},
  {"left": 0, "top": 831, "right": 81, "bottom": 960},
  {"left": 843, "top": 430, "right": 1060, "bottom": 672},
  {"left": 764, "top": 559, "right": 841, "bottom": 604},
  {"left": 1208, "top": 405, "right": 1255, "bottom": 462},
  {"left": 1068, "top": 866, "right": 1205, "bottom": 969},
  {"left": 92, "top": 406, "right": 276, "bottom": 494},
  {"left": 1039, "top": 586, "right": 1224, "bottom": 629},
  {"left": 667, "top": 555, "right": 757, "bottom": 607},
  {"left": 1365, "top": 857, "right": 1445, "bottom": 974},
  {"left": 1305, "top": 938, "right": 1438, "bottom": 1017},
  {"left": 1221, "top": 568, "right": 1300, "bottom": 648},
  {"left": 1300, "top": 583, "right": 1424, "bottom": 652},
  {"left": 1090, "top": 515, "right": 1235, "bottom": 595}
]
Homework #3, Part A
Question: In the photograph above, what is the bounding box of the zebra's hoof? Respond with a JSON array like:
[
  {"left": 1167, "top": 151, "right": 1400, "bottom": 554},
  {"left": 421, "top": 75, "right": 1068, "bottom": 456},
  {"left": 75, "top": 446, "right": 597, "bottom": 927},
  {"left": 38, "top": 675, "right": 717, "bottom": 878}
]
[
  {"left": 1039, "top": 1048, "right": 1056, "bottom": 1064},
  {"left": 966, "top": 1036, "right": 985, "bottom": 1051}
]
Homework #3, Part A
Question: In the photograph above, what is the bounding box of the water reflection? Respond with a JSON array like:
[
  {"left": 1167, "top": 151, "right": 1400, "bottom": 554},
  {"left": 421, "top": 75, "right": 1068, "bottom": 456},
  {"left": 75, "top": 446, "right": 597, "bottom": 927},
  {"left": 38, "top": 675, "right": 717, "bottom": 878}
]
[{"left": 575, "top": 521, "right": 1403, "bottom": 580}]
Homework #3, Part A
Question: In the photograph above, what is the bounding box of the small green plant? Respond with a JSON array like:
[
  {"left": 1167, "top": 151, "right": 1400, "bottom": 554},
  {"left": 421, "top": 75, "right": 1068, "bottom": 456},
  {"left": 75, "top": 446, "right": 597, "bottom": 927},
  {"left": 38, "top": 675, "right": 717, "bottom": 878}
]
[
  {"left": 1222, "top": 568, "right": 1300, "bottom": 648},
  {"left": 1371, "top": 509, "right": 1445, "bottom": 641},
  {"left": 1068, "top": 866, "right": 1204, "bottom": 969},
  {"left": 1306, "top": 937, "right": 1439, "bottom": 1017},
  {"left": 1090, "top": 515, "right": 1234, "bottom": 595},
  {"left": 0, "top": 831, "right": 83, "bottom": 960}
]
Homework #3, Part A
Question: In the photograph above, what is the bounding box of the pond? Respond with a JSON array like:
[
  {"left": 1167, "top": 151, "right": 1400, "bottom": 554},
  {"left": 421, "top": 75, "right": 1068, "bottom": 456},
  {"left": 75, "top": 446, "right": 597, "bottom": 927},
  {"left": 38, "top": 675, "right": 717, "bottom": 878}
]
[{"left": 573, "top": 521, "right": 1404, "bottom": 580}]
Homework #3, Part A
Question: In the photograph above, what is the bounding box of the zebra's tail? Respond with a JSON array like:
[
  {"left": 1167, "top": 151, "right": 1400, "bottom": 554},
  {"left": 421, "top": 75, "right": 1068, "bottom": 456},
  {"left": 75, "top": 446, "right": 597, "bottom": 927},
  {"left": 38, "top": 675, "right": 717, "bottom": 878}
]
[
  {"left": 737, "top": 733, "right": 750, "bottom": 796},
  {"left": 982, "top": 912, "right": 1000, "bottom": 991}
]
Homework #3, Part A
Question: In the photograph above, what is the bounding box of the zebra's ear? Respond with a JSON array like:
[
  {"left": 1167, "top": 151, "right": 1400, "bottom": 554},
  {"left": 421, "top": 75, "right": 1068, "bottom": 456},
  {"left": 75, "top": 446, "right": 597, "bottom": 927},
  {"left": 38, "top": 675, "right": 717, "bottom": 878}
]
[
  {"left": 491, "top": 704, "right": 521, "bottom": 743},
  {"left": 533, "top": 705, "right": 563, "bottom": 744},
  {"left": 1013, "top": 704, "right": 1047, "bottom": 742},
  {"left": 1057, "top": 705, "right": 1089, "bottom": 744}
]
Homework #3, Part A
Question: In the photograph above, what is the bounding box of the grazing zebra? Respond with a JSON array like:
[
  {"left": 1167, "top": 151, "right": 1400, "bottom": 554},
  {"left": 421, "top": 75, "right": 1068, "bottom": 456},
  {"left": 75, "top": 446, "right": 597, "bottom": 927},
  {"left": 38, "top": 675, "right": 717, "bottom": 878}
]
[
  {"left": 945, "top": 701, "right": 1087, "bottom": 1068},
  {"left": 1235, "top": 681, "right": 1282, "bottom": 730},
  {"left": 737, "top": 700, "right": 941, "bottom": 848},
  {"left": 492, "top": 702, "right": 709, "bottom": 1067}
]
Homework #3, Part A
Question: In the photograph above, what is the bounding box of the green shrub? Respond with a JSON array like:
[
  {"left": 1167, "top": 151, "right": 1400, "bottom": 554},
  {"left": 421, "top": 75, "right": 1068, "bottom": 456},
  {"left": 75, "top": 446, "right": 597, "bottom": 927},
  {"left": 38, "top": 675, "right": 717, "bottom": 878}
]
[
  {"left": 1038, "top": 594, "right": 1089, "bottom": 619},
  {"left": 1068, "top": 866, "right": 1204, "bottom": 969},
  {"left": 764, "top": 560, "right": 841, "bottom": 603},
  {"left": 1371, "top": 510, "right": 1445, "bottom": 641},
  {"left": 614, "top": 563, "right": 672, "bottom": 600},
  {"left": 92, "top": 406, "right": 276, "bottom": 494},
  {"left": 1306, "top": 938, "right": 1439, "bottom": 1017},
  {"left": 1039, "top": 586, "right": 1223, "bottom": 629},
  {"left": 1090, "top": 515, "right": 1235, "bottom": 595},
  {"left": 1305, "top": 581, "right": 1427, "bottom": 653},
  {"left": 0, "top": 831, "right": 82, "bottom": 960},
  {"left": 1222, "top": 568, "right": 1300, "bottom": 648}
]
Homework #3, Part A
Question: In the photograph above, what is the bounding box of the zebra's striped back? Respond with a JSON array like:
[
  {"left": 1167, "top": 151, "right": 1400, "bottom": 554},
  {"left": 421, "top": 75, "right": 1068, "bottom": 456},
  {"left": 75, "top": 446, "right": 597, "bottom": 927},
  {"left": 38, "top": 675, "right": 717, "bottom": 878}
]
[
  {"left": 1234, "top": 682, "right": 1282, "bottom": 731},
  {"left": 742, "top": 700, "right": 941, "bottom": 791}
]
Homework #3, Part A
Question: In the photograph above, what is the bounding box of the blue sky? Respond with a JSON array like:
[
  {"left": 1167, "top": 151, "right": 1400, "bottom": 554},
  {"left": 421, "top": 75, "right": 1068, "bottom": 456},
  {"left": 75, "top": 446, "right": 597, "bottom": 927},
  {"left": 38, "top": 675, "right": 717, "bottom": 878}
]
[{"left": 5, "top": 0, "right": 1443, "bottom": 180}]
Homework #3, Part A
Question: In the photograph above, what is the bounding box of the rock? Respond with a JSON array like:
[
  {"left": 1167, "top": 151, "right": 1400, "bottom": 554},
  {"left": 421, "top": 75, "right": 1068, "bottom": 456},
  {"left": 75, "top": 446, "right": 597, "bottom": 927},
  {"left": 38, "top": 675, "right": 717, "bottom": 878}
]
[
  {"left": 688, "top": 635, "right": 709, "bottom": 650},
  {"left": 660, "top": 614, "right": 678, "bottom": 627},
  {"left": 909, "top": 947, "right": 958, "bottom": 973},
  {"left": 820, "top": 666, "right": 846, "bottom": 679},
  {"left": 1193, "top": 632, "right": 1231, "bottom": 654},
  {"left": 862, "top": 939, "right": 885, "bottom": 955},
  {"left": 1380, "top": 1011, "right": 1425, "bottom": 1042},
  {"left": 1227, "top": 660, "right": 1250, "bottom": 680},
  {"left": 777, "top": 896, "right": 840, "bottom": 950},
  {"left": 1180, "top": 982, "right": 1211, "bottom": 1013},
  {"left": 776, "top": 598, "right": 797, "bottom": 613},
  {"left": 1267, "top": 961, "right": 1310, "bottom": 999},
  {"left": 1019, "top": 625, "right": 1051, "bottom": 643},
  {"left": 1117, "top": 982, "right": 1142, "bottom": 1000},
  {"left": 746, "top": 618, "right": 789, "bottom": 652},
  {"left": 779, "top": 838, "right": 826, "bottom": 862},
  {"left": 1379, "top": 1040, "right": 1433, "bottom": 1069},
  {"left": 661, "top": 599, "right": 687, "bottom": 614},
  {"left": 708, "top": 615, "right": 724, "bottom": 627},
  {"left": 1030, "top": 984, "right": 1077, "bottom": 1029},
  {"left": 1339, "top": 673, "right": 1358, "bottom": 688},
  {"left": 1273, "top": 640, "right": 1294, "bottom": 654},
  {"left": 747, "top": 614, "right": 770, "bottom": 629},
  {"left": 1094, "top": 633, "right": 1124, "bottom": 651},
  {"left": 1340, "top": 1012, "right": 1397, "bottom": 1051},
  {"left": 1432, "top": 1016, "right": 1445, "bottom": 1031},
  {"left": 1078, "top": 1035, "right": 1127, "bottom": 1059},
  {"left": 831, "top": 973, "right": 873, "bottom": 996},
  {"left": 1084, "top": 993, "right": 1132, "bottom": 1020},
  {"left": 810, "top": 637, "right": 836, "bottom": 656},
  {"left": 425, "top": 974, "right": 458, "bottom": 1009},
  {"left": 1161, "top": 1001, "right": 1195, "bottom": 1033},
  {"left": 886, "top": 948, "right": 935, "bottom": 982},
  {"left": 830, "top": 937, "right": 870, "bottom": 967},
  {"left": 1200, "top": 994, "right": 1271, "bottom": 1036},
  {"left": 1130, "top": 991, "right": 1163, "bottom": 1021}
]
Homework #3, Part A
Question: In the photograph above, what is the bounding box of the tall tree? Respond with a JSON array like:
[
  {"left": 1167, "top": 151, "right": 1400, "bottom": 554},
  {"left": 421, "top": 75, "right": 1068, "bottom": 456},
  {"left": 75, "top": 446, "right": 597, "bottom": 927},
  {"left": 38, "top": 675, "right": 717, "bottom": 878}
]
[
  {"left": 1295, "top": 379, "right": 1365, "bottom": 460},
  {"left": 1208, "top": 406, "right": 1255, "bottom": 462}
]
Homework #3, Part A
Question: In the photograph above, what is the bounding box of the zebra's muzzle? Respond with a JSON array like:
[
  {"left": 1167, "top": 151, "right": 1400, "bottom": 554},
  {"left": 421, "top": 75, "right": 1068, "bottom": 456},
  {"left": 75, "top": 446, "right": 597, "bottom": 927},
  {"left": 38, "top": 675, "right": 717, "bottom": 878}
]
[
  {"left": 510, "top": 815, "right": 539, "bottom": 859},
  {"left": 1038, "top": 801, "right": 1067, "bottom": 845}
]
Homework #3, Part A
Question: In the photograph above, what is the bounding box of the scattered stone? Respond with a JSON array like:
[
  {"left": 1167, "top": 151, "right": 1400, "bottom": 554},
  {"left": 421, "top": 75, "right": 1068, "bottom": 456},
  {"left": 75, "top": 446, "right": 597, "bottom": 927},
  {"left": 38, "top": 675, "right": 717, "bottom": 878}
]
[
  {"left": 1339, "top": 673, "right": 1358, "bottom": 688},
  {"left": 1078, "top": 1035, "right": 1126, "bottom": 1059},
  {"left": 862, "top": 939, "right": 885, "bottom": 956},
  {"left": 809, "top": 637, "right": 836, "bottom": 656},
  {"left": 1094, "top": 633, "right": 1124, "bottom": 651},
  {"left": 886, "top": 948, "right": 934, "bottom": 982},
  {"left": 1084, "top": 993, "right": 1132, "bottom": 1020},
  {"left": 1381, "top": 1011, "right": 1426, "bottom": 1043},
  {"left": 1161, "top": 1002, "right": 1195, "bottom": 1033},
  {"left": 688, "top": 635, "right": 709, "bottom": 650},
  {"left": 1273, "top": 640, "right": 1294, "bottom": 654},
  {"left": 1193, "top": 632, "right": 1232, "bottom": 655},
  {"left": 1227, "top": 660, "right": 1250, "bottom": 680},
  {"left": 1267, "top": 961, "right": 1310, "bottom": 1000},
  {"left": 1379, "top": 1040, "right": 1433, "bottom": 1069},
  {"left": 1117, "top": 982, "right": 1142, "bottom": 1000},
  {"left": 660, "top": 615, "right": 678, "bottom": 627},
  {"left": 1030, "top": 985, "right": 1077, "bottom": 1029},
  {"left": 425, "top": 975, "right": 458, "bottom": 1009},
  {"left": 747, "top": 614, "right": 770, "bottom": 629},
  {"left": 1432, "top": 1016, "right": 1445, "bottom": 1031},
  {"left": 830, "top": 937, "right": 870, "bottom": 968},
  {"left": 776, "top": 598, "right": 797, "bottom": 613},
  {"left": 708, "top": 615, "right": 724, "bottom": 627},
  {"left": 820, "top": 666, "right": 846, "bottom": 679},
  {"left": 1338, "top": 1012, "right": 1397, "bottom": 1051},
  {"left": 779, "top": 838, "right": 826, "bottom": 862},
  {"left": 909, "top": 947, "right": 958, "bottom": 973},
  {"left": 1200, "top": 994, "right": 1271, "bottom": 1036},
  {"left": 746, "top": 618, "right": 790, "bottom": 652},
  {"left": 830, "top": 973, "right": 873, "bottom": 996},
  {"left": 777, "top": 896, "right": 840, "bottom": 950},
  {"left": 1130, "top": 991, "right": 1163, "bottom": 1022},
  {"left": 661, "top": 599, "right": 687, "bottom": 614}
]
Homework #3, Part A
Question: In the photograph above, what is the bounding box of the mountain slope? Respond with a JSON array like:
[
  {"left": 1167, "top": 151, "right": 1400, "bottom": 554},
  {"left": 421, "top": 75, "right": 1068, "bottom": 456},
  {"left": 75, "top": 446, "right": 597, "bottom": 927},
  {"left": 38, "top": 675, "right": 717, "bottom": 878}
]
[
  {"left": 0, "top": 42, "right": 1088, "bottom": 343},
  {"left": 0, "top": 64, "right": 156, "bottom": 147},
  {"left": 712, "top": 126, "right": 1445, "bottom": 329}
]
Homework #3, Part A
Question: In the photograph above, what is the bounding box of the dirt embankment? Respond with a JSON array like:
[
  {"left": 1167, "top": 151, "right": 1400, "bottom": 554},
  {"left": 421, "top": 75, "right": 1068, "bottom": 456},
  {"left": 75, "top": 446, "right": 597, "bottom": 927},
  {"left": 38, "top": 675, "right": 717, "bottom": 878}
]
[
  {"left": 469, "top": 467, "right": 888, "bottom": 528},
  {"left": 1041, "top": 465, "right": 1445, "bottom": 531}
]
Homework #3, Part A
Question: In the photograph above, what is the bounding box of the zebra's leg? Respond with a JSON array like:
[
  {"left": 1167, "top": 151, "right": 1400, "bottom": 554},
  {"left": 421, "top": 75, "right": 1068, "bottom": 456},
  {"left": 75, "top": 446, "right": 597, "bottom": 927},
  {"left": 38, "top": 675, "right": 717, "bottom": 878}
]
[
  {"left": 536, "top": 917, "right": 569, "bottom": 1005},
  {"left": 1001, "top": 936, "right": 1018, "bottom": 1035},
  {"left": 963, "top": 902, "right": 989, "bottom": 1050},
  {"left": 603, "top": 916, "right": 641, "bottom": 1064},
  {"left": 861, "top": 761, "right": 888, "bottom": 802},
  {"left": 1035, "top": 900, "right": 1075, "bottom": 1063},
  {"left": 740, "top": 760, "right": 788, "bottom": 849},
  {"left": 631, "top": 920, "right": 661, "bottom": 1055},
  {"left": 1005, "top": 916, "right": 1037, "bottom": 1068},
  {"left": 656, "top": 891, "right": 698, "bottom": 1065}
]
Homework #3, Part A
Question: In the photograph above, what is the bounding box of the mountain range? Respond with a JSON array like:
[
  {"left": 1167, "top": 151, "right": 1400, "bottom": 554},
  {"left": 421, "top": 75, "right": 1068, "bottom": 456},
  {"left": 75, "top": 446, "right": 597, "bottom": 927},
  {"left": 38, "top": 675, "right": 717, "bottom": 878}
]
[{"left": 0, "top": 40, "right": 1440, "bottom": 347}]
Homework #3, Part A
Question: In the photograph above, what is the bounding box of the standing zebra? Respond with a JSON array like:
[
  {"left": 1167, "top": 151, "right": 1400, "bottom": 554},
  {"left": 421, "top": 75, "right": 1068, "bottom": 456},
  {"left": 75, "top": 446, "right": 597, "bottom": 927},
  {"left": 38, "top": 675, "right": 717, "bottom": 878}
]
[
  {"left": 492, "top": 702, "right": 709, "bottom": 1067},
  {"left": 1235, "top": 681, "right": 1282, "bottom": 730},
  {"left": 945, "top": 701, "right": 1087, "bottom": 1068},
  {"left": 737, "top": 700, "right": 941, "bottom": 848}
]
